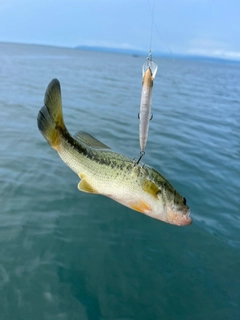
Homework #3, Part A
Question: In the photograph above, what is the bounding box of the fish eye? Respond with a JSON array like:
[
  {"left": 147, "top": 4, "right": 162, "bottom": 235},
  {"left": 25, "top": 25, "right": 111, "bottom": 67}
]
[{"left": 183, "top": 197, "right": 187, "bottom": 205}]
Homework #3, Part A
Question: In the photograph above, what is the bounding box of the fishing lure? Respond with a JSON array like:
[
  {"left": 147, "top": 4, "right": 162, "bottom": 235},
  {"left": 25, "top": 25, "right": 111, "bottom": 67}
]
[{"left": 137, "top": 50, "right": 158, "bottom": 164}]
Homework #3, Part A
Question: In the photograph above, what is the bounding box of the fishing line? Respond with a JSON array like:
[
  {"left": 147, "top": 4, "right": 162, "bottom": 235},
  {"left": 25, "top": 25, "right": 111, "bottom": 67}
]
[
  {"left": 147, "top": 0, "right": 154, "bottom": 54},
  {"left": 146, "top": 0, "right": 173, "bottom": 60}
]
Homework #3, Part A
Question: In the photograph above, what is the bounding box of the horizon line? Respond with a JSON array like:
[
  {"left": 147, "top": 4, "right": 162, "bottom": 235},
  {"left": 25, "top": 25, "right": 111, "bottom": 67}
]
[{"left": 1, "top": 40, "right": 240, "bottom": 63}]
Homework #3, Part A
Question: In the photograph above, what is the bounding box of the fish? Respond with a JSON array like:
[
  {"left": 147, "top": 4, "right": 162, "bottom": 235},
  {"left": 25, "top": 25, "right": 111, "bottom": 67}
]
[
  {"left": 37, "top": 79, "right": 192, "bottom": 226},
  {"left": 138, "top": 51, "right": 158, "bottom": 160}
]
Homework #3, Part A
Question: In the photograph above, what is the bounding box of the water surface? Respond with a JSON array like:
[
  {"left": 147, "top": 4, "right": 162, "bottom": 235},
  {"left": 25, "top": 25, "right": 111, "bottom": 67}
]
[{"left": 0, "top": 42, "right": 239, "bottom": 320}]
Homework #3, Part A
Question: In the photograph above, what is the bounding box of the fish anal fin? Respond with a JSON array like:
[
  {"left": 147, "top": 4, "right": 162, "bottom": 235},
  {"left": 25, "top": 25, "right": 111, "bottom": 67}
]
[
  {"left": 78, "top": 179, "right": 98, "bottom": 194},
  {"left": 79, "top": 173, "right": 85, "bottom": 180},
  {"left": 142, "top": 179, "right": 159, "bottom": 199},
  {"left": 130, "top": 199, "right": 152, "bottom": 214}
]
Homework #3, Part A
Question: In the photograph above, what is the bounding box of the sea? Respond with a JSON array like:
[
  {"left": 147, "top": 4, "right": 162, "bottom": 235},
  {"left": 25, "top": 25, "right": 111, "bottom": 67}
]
[{"left": 0, "top": 42, "right": 239, "bottom": 320}]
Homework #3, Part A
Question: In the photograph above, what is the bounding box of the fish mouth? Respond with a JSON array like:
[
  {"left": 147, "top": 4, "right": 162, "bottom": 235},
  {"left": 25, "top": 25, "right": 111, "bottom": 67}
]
[
  {"left": 176, "top": 213, "right": 192, "bottom": 226},
  {"left": 167, "top": 208, "right": 192, "bottom": 226}
]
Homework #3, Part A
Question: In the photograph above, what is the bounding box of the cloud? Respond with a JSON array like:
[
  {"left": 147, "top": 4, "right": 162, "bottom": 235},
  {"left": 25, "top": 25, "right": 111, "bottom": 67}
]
[{"left": 187, "top": 38, "right": 240, "bottom": 60}]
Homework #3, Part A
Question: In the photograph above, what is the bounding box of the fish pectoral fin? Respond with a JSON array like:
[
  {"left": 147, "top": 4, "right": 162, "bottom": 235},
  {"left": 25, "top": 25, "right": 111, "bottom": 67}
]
[
  {"left": 129, "top": 199, "right": 152, "bottom": 214},
  {"left": 78, "top": 178, "right": 98, "bottom": 194},
  {"left": 141, "top": 179, "right": 160, "bottom": 199},
  {"left": 74, "top": 131, "right": 111, "bottom": 150}
]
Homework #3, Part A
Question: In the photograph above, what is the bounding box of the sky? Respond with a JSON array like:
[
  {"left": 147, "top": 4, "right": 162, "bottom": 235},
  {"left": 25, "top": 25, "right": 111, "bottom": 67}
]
[{"left": 0, "top": 0, "right": 240, "bottom": 60}]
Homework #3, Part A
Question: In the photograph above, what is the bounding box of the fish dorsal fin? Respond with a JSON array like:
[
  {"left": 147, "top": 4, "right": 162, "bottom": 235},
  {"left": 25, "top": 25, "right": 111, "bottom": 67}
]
[{"left": 73, "top": 131, "right": 111, "bottom": 150}]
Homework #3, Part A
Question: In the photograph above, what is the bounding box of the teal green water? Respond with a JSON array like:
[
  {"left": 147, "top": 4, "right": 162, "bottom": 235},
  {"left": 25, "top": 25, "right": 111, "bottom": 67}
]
[{"left": 0, "top": 42, "right": 239, "bottom": 320}]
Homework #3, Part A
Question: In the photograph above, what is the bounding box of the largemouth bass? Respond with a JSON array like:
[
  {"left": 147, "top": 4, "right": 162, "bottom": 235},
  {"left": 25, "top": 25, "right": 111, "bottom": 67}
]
[{"left": 37, "top": 79, "right": 191, "bottom": 226}]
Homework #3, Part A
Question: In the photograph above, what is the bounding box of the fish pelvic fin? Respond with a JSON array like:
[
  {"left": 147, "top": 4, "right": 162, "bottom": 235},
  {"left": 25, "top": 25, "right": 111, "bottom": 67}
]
[
  {"left": 129, "top": 199, "right": 152, "bottom": 214},
  {"left": 37, "top": 79, "right": 67, "bottom": 151}
]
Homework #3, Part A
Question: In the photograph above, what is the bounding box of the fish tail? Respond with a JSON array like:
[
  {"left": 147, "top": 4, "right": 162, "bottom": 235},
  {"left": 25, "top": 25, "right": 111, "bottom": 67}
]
[{"left": 37, "top": 79, "right": 67, "bottom": 151}]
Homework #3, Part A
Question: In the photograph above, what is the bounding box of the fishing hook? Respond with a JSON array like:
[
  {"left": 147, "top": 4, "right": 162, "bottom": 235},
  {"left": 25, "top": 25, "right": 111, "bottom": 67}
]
[
  {"left": 150, "top": 114, "right": 153, "bottom": 120},
  {"left": 136, "top": 151, "right": 145, "bottom": 165}
]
